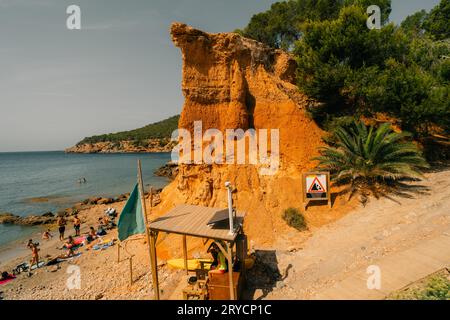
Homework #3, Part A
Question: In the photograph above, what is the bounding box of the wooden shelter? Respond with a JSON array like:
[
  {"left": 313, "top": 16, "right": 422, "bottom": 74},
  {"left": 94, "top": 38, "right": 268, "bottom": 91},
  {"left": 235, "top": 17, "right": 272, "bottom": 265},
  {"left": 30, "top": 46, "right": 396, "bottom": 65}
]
[{"left": 148, "top": 204, "right": 246, "bottom": 300}]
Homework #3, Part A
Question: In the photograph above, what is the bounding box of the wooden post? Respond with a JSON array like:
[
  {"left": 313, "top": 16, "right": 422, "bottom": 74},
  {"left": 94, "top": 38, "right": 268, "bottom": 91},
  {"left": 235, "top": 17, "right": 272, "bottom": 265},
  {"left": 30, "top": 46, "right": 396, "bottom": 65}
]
[
  {"left": 327, "top": 173, "right": 332, "bottom": 208},
  {"left": 226, "top": 242, "right": 235, "bottom": 300},
  {"left": 150, "top": 231, "right": 160, "bottom": 300},
  {"left": 129, "top": 256, "right": 133, "bottom": 285},
  {"left": 137, "top": 160, "right": 156, "bottom": 297},
  {"left": 182, "top": 235, "right": 188, "bottom": 275}
]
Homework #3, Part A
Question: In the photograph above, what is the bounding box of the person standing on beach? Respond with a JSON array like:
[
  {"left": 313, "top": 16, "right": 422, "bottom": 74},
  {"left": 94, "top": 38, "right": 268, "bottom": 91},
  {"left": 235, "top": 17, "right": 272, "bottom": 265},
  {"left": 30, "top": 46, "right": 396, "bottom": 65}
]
[
  {"left": 73, "top": 215, "right": 81, "bottom": 236},
  {"left": 28, "top": 241, "right": 39, "bottom": 268},
  {"left": 57, "top": 215, "right": 67, "bottom": 241}
]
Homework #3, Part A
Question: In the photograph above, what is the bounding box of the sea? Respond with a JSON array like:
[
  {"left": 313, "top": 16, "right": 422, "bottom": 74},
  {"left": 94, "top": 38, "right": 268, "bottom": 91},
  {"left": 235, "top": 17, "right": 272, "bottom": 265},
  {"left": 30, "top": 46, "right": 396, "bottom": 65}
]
[{"left": 0, "top": 151, "right": 171, "bottom": 247}]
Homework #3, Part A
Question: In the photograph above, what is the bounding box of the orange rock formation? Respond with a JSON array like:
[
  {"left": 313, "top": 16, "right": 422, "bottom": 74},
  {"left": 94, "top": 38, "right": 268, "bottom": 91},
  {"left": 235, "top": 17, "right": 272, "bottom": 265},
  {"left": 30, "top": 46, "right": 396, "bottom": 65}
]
[{"left": 156, "top": 23, "right": 328, "bottom": 246}]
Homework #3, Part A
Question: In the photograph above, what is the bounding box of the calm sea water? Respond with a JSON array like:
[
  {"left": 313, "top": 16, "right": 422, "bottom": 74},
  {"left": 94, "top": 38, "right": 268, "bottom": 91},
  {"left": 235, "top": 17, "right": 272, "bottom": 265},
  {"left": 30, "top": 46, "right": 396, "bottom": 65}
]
[{"left": 0, "top": 151, "right": 171, "bottom": 246}]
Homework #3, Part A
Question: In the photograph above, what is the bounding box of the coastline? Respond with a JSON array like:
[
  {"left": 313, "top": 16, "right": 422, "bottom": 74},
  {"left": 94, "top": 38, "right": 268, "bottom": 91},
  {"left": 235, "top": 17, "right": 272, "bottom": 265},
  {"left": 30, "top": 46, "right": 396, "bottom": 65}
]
[
  {"left": 0, "top": 189, "right": 163, "bottom": 270},
  {"left": 0, "top": 194, "right": 184, "bottom": 300},
  {"left": 65, "top": 141, "right": 176, "bottom": 154},
  {"left": 0, "top": 151, "right": 171, "bottom": 247}
]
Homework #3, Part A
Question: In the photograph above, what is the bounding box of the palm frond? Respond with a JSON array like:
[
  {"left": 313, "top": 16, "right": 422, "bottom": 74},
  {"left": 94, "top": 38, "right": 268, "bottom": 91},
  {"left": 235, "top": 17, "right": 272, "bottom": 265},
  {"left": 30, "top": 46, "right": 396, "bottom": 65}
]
[{"left": 315, "top": 120, "right": 428, "bottom": 202}]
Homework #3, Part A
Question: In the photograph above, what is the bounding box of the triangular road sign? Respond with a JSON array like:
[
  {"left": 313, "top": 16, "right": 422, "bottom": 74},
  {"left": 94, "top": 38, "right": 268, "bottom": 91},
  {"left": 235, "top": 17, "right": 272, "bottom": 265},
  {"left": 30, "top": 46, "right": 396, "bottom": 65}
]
[{"left": 308, "top": 176, "right": 326, "bottom": 193}]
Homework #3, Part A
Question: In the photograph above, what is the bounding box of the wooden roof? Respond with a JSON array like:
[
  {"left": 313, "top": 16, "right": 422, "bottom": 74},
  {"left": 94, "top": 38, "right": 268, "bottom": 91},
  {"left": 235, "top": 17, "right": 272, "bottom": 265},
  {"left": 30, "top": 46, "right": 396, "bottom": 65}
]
[{"left": 149, "top": 204, "right": 245, "bottom": 241}]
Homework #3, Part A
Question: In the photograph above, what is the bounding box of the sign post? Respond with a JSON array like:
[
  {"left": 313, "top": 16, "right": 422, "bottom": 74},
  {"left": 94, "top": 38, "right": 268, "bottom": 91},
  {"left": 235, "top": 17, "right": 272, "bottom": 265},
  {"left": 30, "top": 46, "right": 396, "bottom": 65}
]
[{"left": 302, "top": 172, "right": 331, "bottom": 210}]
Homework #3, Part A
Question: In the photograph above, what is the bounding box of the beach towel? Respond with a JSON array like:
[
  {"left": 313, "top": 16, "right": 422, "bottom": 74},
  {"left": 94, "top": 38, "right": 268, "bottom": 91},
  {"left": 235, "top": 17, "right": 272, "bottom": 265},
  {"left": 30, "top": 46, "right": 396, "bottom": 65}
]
[
  {"left": 93, "top": 240, "right": 114, "bottom": 251},
  {"left": 73, "top": 236, "right": 86, "bottom": 246},
  {"left": 167, "top": 259, "right": 213, "bottom": 271},
  {"left": 30, "top": 261, "right": 45, "bottom": 270},
  {"left": 0, "top": 274, "right": 16, "bottom": 285},
  {"left": 56, "top": 252, "right": 82, "bottom": 262}
]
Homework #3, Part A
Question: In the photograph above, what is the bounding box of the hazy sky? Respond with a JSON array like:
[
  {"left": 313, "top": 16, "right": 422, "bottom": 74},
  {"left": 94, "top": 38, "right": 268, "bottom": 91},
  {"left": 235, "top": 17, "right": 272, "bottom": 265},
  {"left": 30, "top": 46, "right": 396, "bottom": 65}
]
[{"left": 0, "top": 0, "right": 440, "bottom": 152}]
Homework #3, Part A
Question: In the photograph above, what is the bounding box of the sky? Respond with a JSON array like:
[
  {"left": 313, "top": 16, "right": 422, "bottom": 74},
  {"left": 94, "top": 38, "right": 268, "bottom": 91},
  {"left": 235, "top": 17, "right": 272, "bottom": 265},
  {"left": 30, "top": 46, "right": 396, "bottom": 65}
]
[{"left": 0, "top": 0, "right": 441, "bottom": 152}]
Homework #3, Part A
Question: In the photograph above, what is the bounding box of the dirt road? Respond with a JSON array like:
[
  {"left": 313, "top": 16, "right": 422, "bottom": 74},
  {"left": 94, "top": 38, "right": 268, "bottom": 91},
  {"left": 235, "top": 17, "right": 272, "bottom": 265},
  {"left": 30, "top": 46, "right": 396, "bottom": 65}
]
[{"left": 263, "top": 169, "right": 450, "bottom": 299}]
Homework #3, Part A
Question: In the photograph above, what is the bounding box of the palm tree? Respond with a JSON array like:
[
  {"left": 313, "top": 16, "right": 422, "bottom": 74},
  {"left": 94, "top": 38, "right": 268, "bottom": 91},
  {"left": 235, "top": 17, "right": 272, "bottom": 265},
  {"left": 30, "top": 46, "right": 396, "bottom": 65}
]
[{"left": 314, "top": 121, "right": 429, "bottom": 203}]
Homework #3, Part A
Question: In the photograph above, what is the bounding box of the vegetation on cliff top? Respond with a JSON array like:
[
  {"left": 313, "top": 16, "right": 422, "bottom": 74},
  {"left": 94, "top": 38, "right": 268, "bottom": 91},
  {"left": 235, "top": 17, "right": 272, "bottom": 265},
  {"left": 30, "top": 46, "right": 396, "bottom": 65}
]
[
  {"left": 76, "top": 115, "right": 179, "bottom": 146},
  {"left": 237, "top": 0, "right": 450, "bottom": 146}
]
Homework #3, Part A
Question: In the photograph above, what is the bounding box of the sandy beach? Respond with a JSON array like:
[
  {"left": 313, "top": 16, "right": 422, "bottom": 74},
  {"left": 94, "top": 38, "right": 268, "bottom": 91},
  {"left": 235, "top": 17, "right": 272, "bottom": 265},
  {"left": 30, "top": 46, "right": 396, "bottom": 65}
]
[{"left": 0, "top": 198, "right": 184, "bottom": 300}]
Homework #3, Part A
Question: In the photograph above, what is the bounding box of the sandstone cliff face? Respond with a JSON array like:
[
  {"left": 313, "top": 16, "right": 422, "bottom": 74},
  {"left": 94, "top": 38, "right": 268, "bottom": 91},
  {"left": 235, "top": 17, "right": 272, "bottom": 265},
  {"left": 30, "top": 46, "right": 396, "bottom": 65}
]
[{"left": 156, "top": 23, "right": 327, "bottom": 246}]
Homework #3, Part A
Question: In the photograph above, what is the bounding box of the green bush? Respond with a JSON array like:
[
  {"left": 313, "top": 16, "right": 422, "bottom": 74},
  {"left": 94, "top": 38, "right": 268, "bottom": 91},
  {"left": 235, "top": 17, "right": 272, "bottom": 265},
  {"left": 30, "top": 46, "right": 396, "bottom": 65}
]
[
  {"left": 389, "top": 272, "right": 450, "bottom": 300},
  {"left": 282, "top": 208, "right": 307, "bottom": 231}
]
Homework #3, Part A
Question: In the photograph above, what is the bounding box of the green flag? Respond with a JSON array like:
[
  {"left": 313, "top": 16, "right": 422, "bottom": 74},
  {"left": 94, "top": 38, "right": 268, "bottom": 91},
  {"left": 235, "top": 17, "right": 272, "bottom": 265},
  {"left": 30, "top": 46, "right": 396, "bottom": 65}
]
[{"left": 118, "top": 183, "right": 146, "bottom": 241}]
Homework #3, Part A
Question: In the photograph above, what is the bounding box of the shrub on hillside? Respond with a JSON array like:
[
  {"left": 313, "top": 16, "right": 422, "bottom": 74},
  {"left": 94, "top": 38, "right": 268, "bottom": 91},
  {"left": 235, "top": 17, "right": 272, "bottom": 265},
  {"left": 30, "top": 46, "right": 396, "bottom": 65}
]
[{"left": 282, "top": 208, "right": 307, "bottom": 231}]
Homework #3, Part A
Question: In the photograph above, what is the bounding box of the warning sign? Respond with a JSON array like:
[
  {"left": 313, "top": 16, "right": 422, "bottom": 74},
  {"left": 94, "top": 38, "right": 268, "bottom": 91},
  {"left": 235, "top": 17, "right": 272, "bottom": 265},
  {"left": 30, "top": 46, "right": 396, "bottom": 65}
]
[
  {"left": 302, "top": 172, "right": 330, "bottom": 204},
  {"left": 308, "top": 177, "right": 326, "bottom": 193}
]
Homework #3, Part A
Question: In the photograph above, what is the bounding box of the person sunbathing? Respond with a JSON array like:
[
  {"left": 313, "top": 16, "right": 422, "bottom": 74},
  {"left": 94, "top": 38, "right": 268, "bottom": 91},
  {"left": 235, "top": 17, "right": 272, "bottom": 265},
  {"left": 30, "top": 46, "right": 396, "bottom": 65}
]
[
  {"left": 64, "top": 236, "right": 75, "bottom": 257},
  {"left": 100, "top": 216, "right": 115, "bottom": 230},
  {"left": 96, "top": 222, "right": 107, "bottom": 236},
  {"left": 85, "top": 227, "right": 97, "bottom": 243},
  {"left": 1, "top": 271, "right": 13, "bottom": 281},
  {"left": 42, "top": 229, "right": 53, "bottom": 240}
]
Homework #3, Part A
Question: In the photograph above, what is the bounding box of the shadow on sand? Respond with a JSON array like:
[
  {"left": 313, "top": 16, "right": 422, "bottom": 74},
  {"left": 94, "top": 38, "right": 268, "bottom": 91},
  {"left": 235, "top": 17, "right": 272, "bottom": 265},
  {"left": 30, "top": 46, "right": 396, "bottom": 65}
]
[{"left": 242, "top": 250, "right": 292, "bottom": 300}]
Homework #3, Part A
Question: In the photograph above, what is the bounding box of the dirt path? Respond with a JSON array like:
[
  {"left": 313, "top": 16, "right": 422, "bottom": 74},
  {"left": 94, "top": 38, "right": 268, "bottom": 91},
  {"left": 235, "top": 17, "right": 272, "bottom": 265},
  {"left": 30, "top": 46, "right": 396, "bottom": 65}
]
[{"left": 262, "top": 169, "right": 450, "bottom": 299}]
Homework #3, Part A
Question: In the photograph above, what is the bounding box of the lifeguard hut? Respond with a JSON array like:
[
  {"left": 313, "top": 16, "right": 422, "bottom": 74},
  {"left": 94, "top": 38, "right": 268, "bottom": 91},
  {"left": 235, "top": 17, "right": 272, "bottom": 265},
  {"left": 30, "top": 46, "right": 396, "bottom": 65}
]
[{"left": 148, "top": 183, "right": 247, "bottom": 300}]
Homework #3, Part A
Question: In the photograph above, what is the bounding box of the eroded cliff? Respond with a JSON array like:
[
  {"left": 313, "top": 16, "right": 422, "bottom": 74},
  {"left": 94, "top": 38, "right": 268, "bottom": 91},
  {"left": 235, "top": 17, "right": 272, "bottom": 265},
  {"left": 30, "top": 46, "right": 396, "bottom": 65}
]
[{"left": 156, "top": 23, "right": 339, "bottom": 246}]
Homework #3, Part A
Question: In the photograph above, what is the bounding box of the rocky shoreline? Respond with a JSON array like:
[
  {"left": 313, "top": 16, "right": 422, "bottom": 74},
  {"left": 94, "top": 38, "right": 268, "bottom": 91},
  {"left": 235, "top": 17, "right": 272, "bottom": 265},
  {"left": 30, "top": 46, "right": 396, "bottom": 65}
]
[
  {"left": 65, "top": 139, "right": 176, "bottom": 154},
  {"left": 0, "top": 191, "right": 162, "bottom": 227},
  {"left": 153, "top": 162, "right": 178, "bottom": 180}
]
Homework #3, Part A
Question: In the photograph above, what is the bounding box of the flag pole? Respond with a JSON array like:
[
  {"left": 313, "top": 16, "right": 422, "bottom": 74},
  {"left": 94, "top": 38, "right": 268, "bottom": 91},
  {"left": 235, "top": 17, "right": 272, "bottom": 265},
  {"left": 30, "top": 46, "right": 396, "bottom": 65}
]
[{"left": 137, "top": 159, "right": 156, "bottom": 294}]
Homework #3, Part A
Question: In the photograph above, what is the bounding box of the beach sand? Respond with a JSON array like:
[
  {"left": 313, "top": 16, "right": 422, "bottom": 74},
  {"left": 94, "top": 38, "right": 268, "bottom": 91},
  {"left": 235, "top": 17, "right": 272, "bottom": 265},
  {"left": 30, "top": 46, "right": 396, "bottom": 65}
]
[{"left": 0, "top": 200, "right": 183, "bottom": 300}]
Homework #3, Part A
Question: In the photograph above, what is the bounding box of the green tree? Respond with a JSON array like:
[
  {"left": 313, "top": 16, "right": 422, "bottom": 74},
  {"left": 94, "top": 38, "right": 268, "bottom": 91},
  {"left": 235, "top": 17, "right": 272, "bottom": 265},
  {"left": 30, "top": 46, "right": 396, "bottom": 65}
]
[
  {"left": 294, "top": 4, "right": 449, "bottom": 136},
  {"left": 238, "top": 0, "right": 328, "bottom": 50},
  {"left": 343, "top": 0, "right": 391, "bottom": 24},
  {"left": 423, "top": 0, "right": 450, "bottom": 40},
  {"left": 315, "top": 121, "right": 428, "bottom": 202},
  {"left": 400, "top": 9, "right": 428, "bottom": 36},
  {"left": 295, "top": 5, "right": 407, "bottom": 109},
  {"left": 238, "top": 0, "right": 391, "bottom": 50}
]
